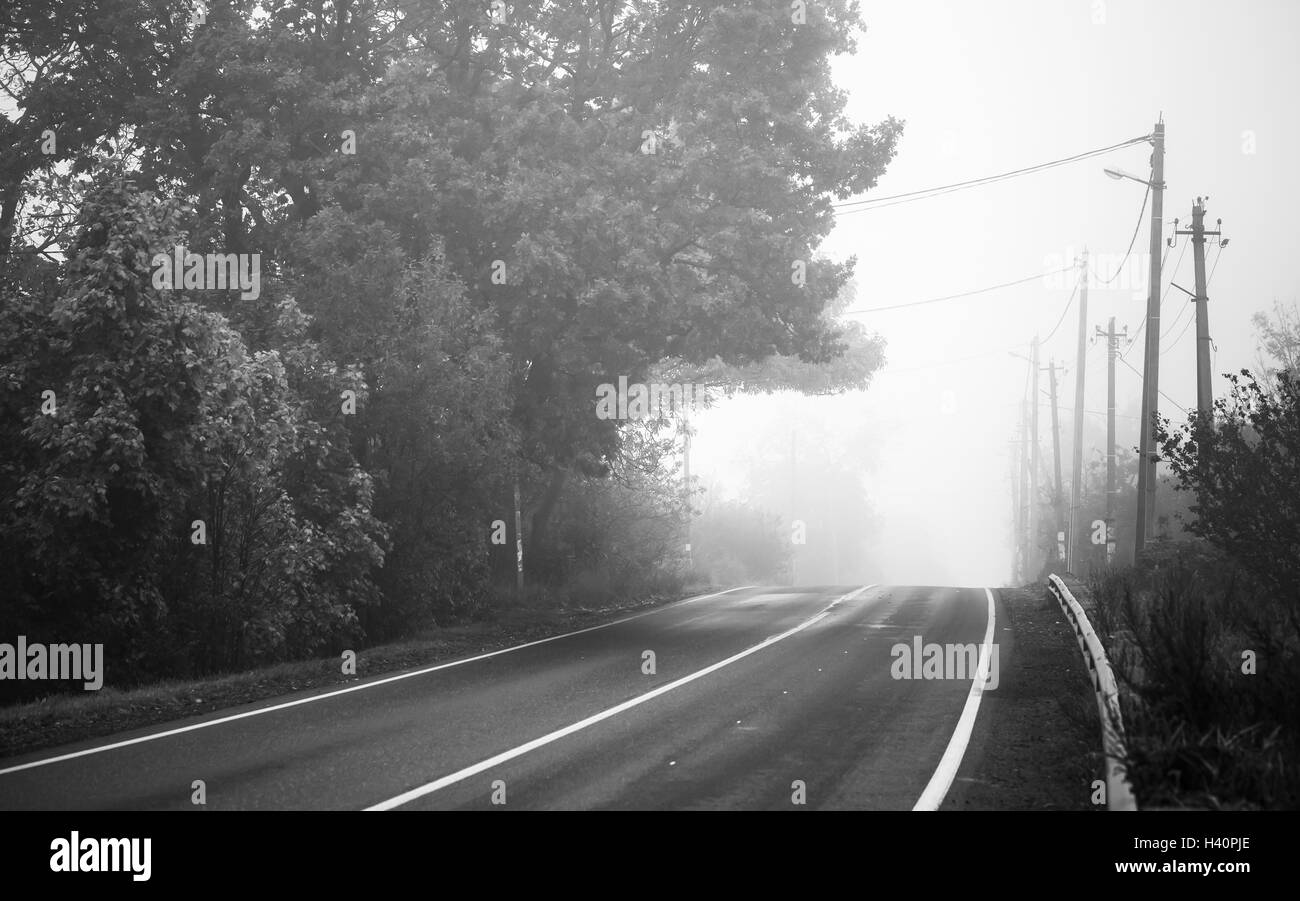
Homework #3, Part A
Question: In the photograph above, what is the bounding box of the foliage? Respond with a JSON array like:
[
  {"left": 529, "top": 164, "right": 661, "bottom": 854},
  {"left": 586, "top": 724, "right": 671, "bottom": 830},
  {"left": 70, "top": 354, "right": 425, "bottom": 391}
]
[
  {"left": 1087, "top": 547, "right": 1300, "bottom": 809},
  {"left": 1156, "top": 369, "right": 1300, "bottom": 638},
  {"left": 1251, "top": 301, "right": 1300, "bottom": 384},
  {"left": 0, "top": 180, "right": 385, "bottom": 687},
  {"left": 0, "top": 2, "right": 897, "bottom": 689}
]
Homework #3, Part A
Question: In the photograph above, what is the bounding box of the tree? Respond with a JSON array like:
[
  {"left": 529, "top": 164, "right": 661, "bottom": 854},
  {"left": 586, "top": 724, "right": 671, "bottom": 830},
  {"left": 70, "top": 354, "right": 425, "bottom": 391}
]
[
  {"left": 0, "top": 178, "right": 386, "bottom": 682},
  {"left": 329, "top": 2, "right": 901, "bottom": 560},
  {"left": 0, "top": 0, "right": 174, "bottom": 255},
  {"left": 1252, "top": 300, "right": 1300, "bottom": 386},
  {"left": 0, "top": 3, "right": 904, "bottom": 683},
  {"left": 1157, "top": 369, "right": 1300, "bottom": 638}
]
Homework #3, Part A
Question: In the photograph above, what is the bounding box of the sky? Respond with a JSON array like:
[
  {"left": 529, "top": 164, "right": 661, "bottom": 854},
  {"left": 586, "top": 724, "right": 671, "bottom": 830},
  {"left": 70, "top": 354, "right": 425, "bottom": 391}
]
[{"left": 688, "top": 0, "right": 1300, "bottom": 587}]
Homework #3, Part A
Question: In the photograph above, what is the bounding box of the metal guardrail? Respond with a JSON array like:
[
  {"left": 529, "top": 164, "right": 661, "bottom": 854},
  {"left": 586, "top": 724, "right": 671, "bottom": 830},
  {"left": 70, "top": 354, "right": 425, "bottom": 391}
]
[{"left": 1047, "top": 573, "right": 1138, "bottom": 811}]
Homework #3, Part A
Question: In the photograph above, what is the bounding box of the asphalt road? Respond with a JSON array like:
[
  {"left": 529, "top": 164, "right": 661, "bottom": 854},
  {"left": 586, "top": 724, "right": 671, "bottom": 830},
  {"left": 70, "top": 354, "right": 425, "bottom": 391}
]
[{"left": 0, "top": 584, "right": 998, "bottom": 811}]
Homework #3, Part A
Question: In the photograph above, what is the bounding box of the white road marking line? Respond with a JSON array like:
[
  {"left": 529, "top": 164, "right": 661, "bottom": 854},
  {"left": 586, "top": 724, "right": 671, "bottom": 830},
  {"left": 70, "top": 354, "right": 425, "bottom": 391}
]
[
  {"left": 366, "top": 585, "right": 877, "bottom": 810},
  {"left": 0, "top": 586, "right": 756, "bottom": 777},
  {"left": 912, "top": 587, "right": 997, "bottom": 811}
]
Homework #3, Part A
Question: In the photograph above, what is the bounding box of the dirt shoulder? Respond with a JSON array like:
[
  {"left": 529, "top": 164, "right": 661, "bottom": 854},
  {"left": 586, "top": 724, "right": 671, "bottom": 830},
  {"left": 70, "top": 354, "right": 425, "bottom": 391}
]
[{"left": 941, "top": 586, "right": 1106, "bottom": 810}]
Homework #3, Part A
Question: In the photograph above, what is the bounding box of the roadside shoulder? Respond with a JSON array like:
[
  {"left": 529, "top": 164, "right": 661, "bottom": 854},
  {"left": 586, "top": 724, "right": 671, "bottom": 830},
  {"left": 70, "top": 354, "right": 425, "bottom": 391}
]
[{"left": 941, "top": 586, "right": 1102, "bottom": 810}]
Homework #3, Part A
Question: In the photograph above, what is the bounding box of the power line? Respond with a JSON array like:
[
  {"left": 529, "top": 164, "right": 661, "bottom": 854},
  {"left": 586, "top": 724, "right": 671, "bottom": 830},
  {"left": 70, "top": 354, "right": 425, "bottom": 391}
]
[
  {"left": 1120, "top": 319, "right": 1145, "bottom": 362},
  {"left": 1165, "top": 240, "right": 1188, "bottom": 294},
  {"left": 1166, "top": 308, "right": 1197, "bottom": 352},
  {"left": 831, "top": 135, "right": 1152, "bottom": 214},
  {"left": 1161, "top": 298, "right": 1194, "bottom": 341},
  {"left": 1158, "top": 241, "right": 1191, "bottom": 334},
  {"left": 1206, "top": 242, "right": 1224, "bottom": 286},
  {"left": 1092, "top": 181, "right": 1150, "bottom": 284},
  {"left": 1160, "top": 248, "right": 1196, "bottom": 340},
  {"left": 841, "top": 265, "right": 1073, "bottom": 315},
  {"left": 1040, "top": 274, "right": 1081, "bottom": 343},
  {"left": 1166, "top": 243, "right": 1226, "bottom": 352},
  {"left": 1120, "top": 240, "right": 1187, "bottom": 362},
  {"left": 1118, "top": 355, "right": 1188, "bottom": 414}
]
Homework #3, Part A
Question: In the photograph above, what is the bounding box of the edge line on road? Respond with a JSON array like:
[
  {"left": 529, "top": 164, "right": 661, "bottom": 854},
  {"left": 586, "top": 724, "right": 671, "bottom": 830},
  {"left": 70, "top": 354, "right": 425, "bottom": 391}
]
[
  {"left": 912, "top": 587, "right": 997, "bottom": 811},
  {"left": 366, "top": 584, "right": 877, "bottom": 810},
  {"left": 0, "top": 586, "right": 756, "bottom": 777}
]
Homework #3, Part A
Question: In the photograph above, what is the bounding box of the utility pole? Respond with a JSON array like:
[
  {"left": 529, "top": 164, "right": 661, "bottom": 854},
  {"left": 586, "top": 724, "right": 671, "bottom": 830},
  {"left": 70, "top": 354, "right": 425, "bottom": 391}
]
[
  {"left": 790, "top": 429, "right": 797, "bottom": 587},
  {"left": 1134, "top": 119, "right": 1166, "bottom": 561},
  {"left": 682, "top": 411, "right": 693, "bottom": 569},
  {"left": 1019, "top": 398, "right": 1030, "bottom": 582},
  {"left": 1048, "top": 359, "right": 1065, "bottom": 567},
  {"left": 831, "top": 520, "right": 841, "bottom": 584},
  {"left": 1009, "top": 446, "right": 1021, "bottom": 582},
  {"left": 1068, "top": 251, "right": 1089, "bottom": 573},
  {"left": 1096, "top": 318, "right": 1128, "bottom": 566},
  {"left": 1173, "top": 198, "right": 1225, "bottom": 419},
  {"left": 514, "top": 482, "right": 524, "bottom": 597},
  {"left": 1029, "top": 335, "right": 1041, "bottom": 579}
]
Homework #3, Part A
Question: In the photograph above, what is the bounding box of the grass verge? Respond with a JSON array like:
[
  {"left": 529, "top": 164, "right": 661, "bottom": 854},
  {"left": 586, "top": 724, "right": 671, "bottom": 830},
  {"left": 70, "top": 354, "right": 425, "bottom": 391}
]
[{"left": 1077, "top": 542, "right": 1299, "bottom": 809}]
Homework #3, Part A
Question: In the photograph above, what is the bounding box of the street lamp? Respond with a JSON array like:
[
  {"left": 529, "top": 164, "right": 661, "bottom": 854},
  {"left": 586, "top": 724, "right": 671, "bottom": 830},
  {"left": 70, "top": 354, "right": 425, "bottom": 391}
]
[{"left": 1102, "top": 167, "right": 1156, "bottom": 187}]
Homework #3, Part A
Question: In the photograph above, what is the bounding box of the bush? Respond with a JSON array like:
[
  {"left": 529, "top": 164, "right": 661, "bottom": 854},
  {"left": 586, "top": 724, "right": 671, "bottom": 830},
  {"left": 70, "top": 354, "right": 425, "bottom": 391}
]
[
  {"left": 1157, "top": 369, "right": 1300, "bottom": 641},
  {"left": 0, "top": 180, "right": 385, "bottom": 694},
  {"left": 1087, "top": 544, "right": 1300, "bottom": 808}
]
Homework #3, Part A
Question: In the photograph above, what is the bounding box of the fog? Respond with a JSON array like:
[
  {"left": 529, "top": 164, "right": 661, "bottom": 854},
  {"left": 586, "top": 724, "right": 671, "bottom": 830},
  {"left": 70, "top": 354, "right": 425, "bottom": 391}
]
[{"left": 689, "top": 0, "right": 1300, "bottom": 587}]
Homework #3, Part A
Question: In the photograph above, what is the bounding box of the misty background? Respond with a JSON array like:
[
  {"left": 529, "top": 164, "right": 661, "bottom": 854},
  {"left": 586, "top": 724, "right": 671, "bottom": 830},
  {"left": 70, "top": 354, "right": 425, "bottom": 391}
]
[{"left": 689, "top": 0, "right": 1300, "bottom": 587}]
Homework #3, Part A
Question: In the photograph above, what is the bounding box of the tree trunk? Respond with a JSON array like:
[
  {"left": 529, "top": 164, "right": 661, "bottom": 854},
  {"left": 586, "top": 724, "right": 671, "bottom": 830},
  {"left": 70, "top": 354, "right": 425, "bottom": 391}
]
[
  {"left": 0, "top": 181, "right": 22, "bottom": 257},
  {"left": 529, "top": 466, "right": 568, "bottom": 562}
]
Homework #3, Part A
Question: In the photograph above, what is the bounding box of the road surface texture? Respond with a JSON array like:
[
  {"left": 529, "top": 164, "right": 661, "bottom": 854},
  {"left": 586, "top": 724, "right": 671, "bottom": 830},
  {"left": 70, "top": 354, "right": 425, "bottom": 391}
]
[{"left": 0, "top": 585, "right": 1002, "bottom": 811}]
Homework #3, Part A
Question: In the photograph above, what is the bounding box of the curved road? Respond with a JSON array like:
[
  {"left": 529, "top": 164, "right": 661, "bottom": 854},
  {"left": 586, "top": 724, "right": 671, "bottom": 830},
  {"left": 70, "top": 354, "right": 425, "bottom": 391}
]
[{"left": 0, "top": 585, "right": 998, "bottom": 811}]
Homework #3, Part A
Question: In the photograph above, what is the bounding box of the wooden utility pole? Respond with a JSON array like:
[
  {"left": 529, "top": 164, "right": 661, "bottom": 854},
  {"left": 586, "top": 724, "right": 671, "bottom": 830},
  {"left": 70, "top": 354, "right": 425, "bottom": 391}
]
[
  {"left": 1173, "top": 198, "right": 1224, "bottom": 419},
  {"left": 1019, "top": 398, "right": 1030, "bottom": 582},
  {"left": 1134, "top": 119, "right": 1166, "bottom": 560},
  {"left": 1048, "top": 360, "right": 1065, "bottom": 567},
  {"left": 1068, "top": 252, "right": 1089, "bottom": 573},
  {"left": 1096, "top": 318, "right": 1128, "bottom": 566},
  {"left": 683, "top": 414, "right": 693, "bottom": 569},
  {"left": 790, "top": 429, "right": 797, "bottom": 587},
  {"left": 514, "top": 482, "right": 524, "bottom": 596},
  {"left": 1009, "top": 446, "right": 1021, "bottom": 582},
  {"left": 1029, "top": 335, "right": 1041, "bottom": 578}
]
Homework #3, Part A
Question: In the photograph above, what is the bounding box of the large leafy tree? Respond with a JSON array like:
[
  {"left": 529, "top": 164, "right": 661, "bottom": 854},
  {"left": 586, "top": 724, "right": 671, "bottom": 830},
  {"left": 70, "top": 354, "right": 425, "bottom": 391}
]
[
  {"left": 1, "top": 2, "right": 901, "bottom": 676},
  {"left": 0, "top": 0, "right": 181, "bottom": 255},
  {"left": 287, "top": 210, "right": 519, "bottom": 628},
  {"left": 337, "top": 1, "right": 900, "bottom": 553}
]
